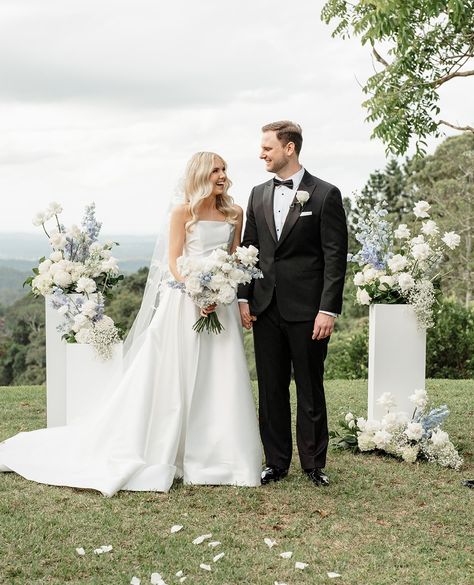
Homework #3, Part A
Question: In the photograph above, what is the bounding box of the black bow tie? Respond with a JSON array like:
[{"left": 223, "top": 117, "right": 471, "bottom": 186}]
[{"left": 273, "top": 178, "right": 293, "bottom": 189}]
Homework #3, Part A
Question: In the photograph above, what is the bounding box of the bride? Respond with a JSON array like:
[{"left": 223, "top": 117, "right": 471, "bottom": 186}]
[{"left": 0, "top": 152, "right": 262, "bottom": 496}]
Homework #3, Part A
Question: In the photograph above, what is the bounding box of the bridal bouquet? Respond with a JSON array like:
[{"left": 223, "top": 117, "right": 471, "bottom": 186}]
[
  {"left": 26, "top": 202, "right": 124, "bottom": 359},
  {"left": 169, "top": 245, "right": 263, "bottom": 334},
  {"left": 330, "top": 390, "right": 463, "bottom": 470},
  {"left": 350, "top": 199, "right": 460, "bottom": 328}
]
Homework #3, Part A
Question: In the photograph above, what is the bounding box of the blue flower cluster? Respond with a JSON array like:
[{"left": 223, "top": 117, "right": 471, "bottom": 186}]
[
  {"left": 81, "top": 203, "right": 102, "bottom": 244},
  {"left": 199, "top": 272, "right": 213, "bottom": 286},
  {"left": 167, "top": 279, "right": 185, "bottom": 291},
  {"left": 415, "top": 405, "right": 450, "bottom": 435},
  {"left": 351, "top": 203, "right": 393, "bottom": 270}
]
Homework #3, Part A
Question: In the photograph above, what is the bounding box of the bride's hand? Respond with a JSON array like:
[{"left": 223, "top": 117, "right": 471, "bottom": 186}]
[{"left": 200, "top": 304, "right": 217, "bottom": 317}]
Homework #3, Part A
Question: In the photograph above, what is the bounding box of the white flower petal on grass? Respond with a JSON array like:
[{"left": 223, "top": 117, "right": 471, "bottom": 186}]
[
  {"left": 150, "top": 573, "right": 162, "bottom": 584},
  {"left": 175, "top": 571, "right": 184, "bottom": 578},
  {"left": 279, "top": 551, "right": 293, "bottom": 559},
  {"left": 199, "top": 563, "right": 212, "bottom": 571},
  {"left": 179, "top": 578, "right": 186, "bottom": 584},
  {"left": 130, "top": 578, "right": 141, "bottom": 585},
  {"left": 274, "top": 582, "right": 289, "bottom": 585},
  {"left": 264, "top": 537, "right": 277, "bottom": 548},
  {"left": 170, "top": 525, "right": 183, "bottom": 533},
  {"left": 295, "top": 561, "right": 309, "bottom": 570},
  {"left": 93, "top": 548, "right": 104, "bottom": 555},
  {"left": 213, "top": 552, "right": 225, "bottom": 562},
  {"left": 192, "top": 533, "right": 212, "bottom": 545},
  {"left": 75, "top": 547, "right": 85, "bottom": 556},
  {"left": 100, "top": 545, "right": 113, "bottom": 553},
  {"left": 327, "top": 572, "right": 342, "bottom": 578},
  {"left": 208, "top": 541, "right": 221, "bottom": 548}
]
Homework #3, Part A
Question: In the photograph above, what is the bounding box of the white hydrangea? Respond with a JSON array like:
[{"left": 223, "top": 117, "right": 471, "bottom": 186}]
[
  {"left": 401, "top": 445, "right": 419, "bottom": 463},
  {"left": 373, "top": 430, "right": 393, "bottom": 449},
  {"left": 398, "top": 272, "right": 415, "bottom": 292},
  {"left": 356, "top": 417, "right": 367, "bottom": 431},
  {"left": 357, "top": 432, "right": 376, "bottom": 452},
  {"left": 404, "top": 422, "right": 424, "bottom": 441}
]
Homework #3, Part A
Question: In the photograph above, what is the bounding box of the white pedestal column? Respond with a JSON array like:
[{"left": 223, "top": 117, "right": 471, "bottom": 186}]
[
  {"left": 65, "top": 343, "right": 123, "bottom": 423},
  {"left": 45, "top": 296, "right": 67, "bottom": 427},
  {"left": 368, "top": 304, "right": 426, "bottom": 420}
]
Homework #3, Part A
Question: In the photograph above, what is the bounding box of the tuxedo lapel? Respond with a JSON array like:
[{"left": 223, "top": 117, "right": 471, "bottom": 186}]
[
  {"left": 276, "top": 171, "right": 316, "bottom": 248},
  {"left": 262, "top": 181, "right": 277, "bottom": 242}
]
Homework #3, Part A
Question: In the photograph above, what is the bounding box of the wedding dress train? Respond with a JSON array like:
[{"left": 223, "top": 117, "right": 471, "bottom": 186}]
[{"left": 0, "top": 221, "right": 262, "bottom": 496}]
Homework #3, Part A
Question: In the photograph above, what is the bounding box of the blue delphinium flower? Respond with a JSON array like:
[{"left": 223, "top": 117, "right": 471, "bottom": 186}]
[
  {"left": 416, "top": 405, "right": 450, "bottom": 434},
  {"left": 351, "top": 201, "right": 393, "bottom": 270},
  {"left": 200, "top": 272, "right": 213, "bottom": 286},
  {"left": 81, "top": 203, "right": 102, "bottom": 244}
]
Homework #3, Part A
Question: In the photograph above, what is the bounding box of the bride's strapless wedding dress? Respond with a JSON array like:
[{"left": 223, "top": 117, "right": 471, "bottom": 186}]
[{"left": 0, "top": 221, "right": 262, "bottom": 496}]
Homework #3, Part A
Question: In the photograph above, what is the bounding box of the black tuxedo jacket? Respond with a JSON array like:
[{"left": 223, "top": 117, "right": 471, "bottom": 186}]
[{"left": 239, "top": 170, "right": 348, "bottom": 321}]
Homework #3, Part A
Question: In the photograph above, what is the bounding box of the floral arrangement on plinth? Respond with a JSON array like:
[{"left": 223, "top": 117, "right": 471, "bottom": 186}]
[
  {"left": 26, "top": 202, "right": 124, "bottom": 359},
  {"left": 169, "top": 245, "right": 263, "bottom": 334},
  {"left": 350, "top": 199, "right": 460, "bottom": 328},
  {"left": 330, "top": 389, "right": 463, "bottom": 470}
]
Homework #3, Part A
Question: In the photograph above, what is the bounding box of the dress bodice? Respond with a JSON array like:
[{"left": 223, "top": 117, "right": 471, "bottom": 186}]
[{"left": 184, "top": 221, "right": 235, "bottom": 258}]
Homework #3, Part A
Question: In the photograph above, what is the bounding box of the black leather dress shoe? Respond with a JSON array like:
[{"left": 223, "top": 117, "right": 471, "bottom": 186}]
[
  {"left": 261, "top": 466, "right": 289, "bottom": 485},
  {"left": 304, "top": 468, "right": 329, "bottom": 486}
]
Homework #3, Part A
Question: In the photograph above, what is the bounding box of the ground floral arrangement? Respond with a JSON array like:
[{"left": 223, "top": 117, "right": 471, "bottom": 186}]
[
  {"left": 170, "top": 244, "right": 262, "bottom": 334},
  {"left": 331, "top": 389, "right": 463, "bottom": 470},
  {"left": 26, "top": 202, "right": 124, "bottom": 359},
  {"left": 351, "top": 199, "right": 460, "bottom": 328}
]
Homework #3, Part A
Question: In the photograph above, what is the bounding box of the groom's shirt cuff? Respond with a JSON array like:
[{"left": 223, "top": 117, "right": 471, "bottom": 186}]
[
  {"left": 237, "top": 299, "right": 248, "bottom": 303},
  {"left": 319, "top": 310, "right": 338, "bottom": 317}
]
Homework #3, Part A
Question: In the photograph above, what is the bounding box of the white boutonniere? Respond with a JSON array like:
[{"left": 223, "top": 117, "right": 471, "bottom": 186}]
[{"left": 296, "top": 190, "right": 310, "bottom": 209}]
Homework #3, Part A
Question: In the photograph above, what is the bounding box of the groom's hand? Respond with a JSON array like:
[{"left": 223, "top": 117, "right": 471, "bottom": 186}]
[
  {"left": 312, "top": 312, "right": 335, "bottom": 340},
  {"left": 239, "top": 302, "right": 256, "bottom": 330}
]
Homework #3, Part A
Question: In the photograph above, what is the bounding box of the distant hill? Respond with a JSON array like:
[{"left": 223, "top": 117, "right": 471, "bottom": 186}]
[{"left": 0, "top": 232, "right": 155, "bottom": 306}]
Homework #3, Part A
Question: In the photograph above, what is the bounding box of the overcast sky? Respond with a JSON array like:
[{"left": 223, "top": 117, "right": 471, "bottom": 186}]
[{"left": 0, "top": 0, "right": 471, "bottom": 236}]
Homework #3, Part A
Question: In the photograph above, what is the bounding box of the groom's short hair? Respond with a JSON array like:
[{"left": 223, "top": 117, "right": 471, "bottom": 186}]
[{"left": 262, "top": 120, "right": 303, "bottom": 155}]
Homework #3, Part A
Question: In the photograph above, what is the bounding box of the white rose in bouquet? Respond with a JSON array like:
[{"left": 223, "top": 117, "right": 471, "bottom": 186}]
[
  {"left": 53, "top": 270, "right": 73, "bottom": 288},
  {"left": 421, "top": 220, "right": 439, "bottom": 237},
  {"left": 401, "top": 445, "right": 419, "bottom": 463},
  {"left": 50, "top": 251, "right": 63, "bottom": 262},
  {"left": 48, "top": 201, "right": 63, "bottom": 216},
  {"left": 32, "top": 212, "right": 47, "bottom": 227},
  {"left": 236, "top": 245, "right": 259, "bottom": 266},
  {"left": 387, "top": 254, "right": 408, "bottom": 273},
  {"left": 412, "top": 242, "right": 431, "bottom": 261},
  {"left": 356, "top": 287, "right": 371, "bottom": 305},
  {"left": 66, "top": 224, "right": 82, "bottom": 239},
  {"left": 394, "top": 224, "right": 410, "bottom": 239},
  {"left": 398, "top": 272, "right": 415, "bottom": 292},
  {"left": 32, "top": 274, "right": 54, "bottom": 295},
  {"left": 76, "top": 277, "right": 97, "bottom": 294},
  {"left": 72, "top": 313, "right": 91, "bottom": 333},
  {"left": 404, "top": 422, "right": 424, "bottom": 441},
  {"left": 209, "top": 273, "right": 227, "bottom": 291},
  {"left": 441, "top": 231, "right": 461, "bottom": 250},
  {"left": 217, "top": 284, "right": 235, "bottom": 305},
  {"left": 101, "top": 257, "right": 119, "bottom": 274},
  {"left": 50, "top": 232, "right": 67, "bottom": 250},
  {"left": 378, "top": 274, "right": 396, "bottom": 288},
  {"left": 185, "top": 276, "right": 203, "bottom": 296},
  {"left": 353, "top": 272, "right": 365, "bottom": 286},
  {"left": 75, "top": 328, "right": 92, "bottom": 344},
  {"left": 81, "top": 300, "right": 98, "bottom": 318},
  {"left": 413, "top": 200, "right": 431, "bottom": 218},
  {"left": 38, "top": 259, "right": 52, "bottom": 274}
]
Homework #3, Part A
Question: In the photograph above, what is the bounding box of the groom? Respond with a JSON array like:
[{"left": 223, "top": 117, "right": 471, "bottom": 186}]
[{"left": 239, "top": 121, "right": 348, "bottom": 486}]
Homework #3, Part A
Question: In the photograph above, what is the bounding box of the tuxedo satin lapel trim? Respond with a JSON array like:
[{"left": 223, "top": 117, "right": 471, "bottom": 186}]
[
  {"left": 276, "top": 171, "right": 316, "bottom": 248},
  {"left": 262, "top": 181, "right": 277, "bottom": 242}
]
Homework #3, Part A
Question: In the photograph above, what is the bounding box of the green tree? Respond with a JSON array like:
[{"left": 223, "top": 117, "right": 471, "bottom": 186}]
[{"left": 321, "top": 0, "right": 474, "bottom": 155}]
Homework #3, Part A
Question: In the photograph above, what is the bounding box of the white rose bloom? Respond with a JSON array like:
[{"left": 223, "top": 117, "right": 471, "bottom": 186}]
[
  {"left": 345, "top": 412, "right": 354, "bottom": 422},
  {"left": 32, "top": 212, "right": 47, "bottom": 226},
  {"left": 356, "top": 417, "right": 367, "bottom": 431},
  {"left": 398, "top": 272, "right": 415, "bottom": 292},
  {"left": 373, "top": 430, "right": 392, "bottom": 449},
  {"left": 404, "top": 422, "right": 424, "bottom": 441},
  {"left": 296, "top": 190, "right": 310, "bottom": 205},
  {"left": 38, "top": 259, "right": 52, "bottom": 274},
  {"left": 49, "top": 232, "right": 67, "bottom": 250},
  {"left": 387, "top": 254, "right": 408, "bottom": 273},
  {"left": 401, "top": 445, "right": 419, "bottom": 463},
  {"left": 48, "top": 201, "right": 63, "bottom": 215},
  {"left": 412, "top": 242, "right": 431, "bottom": 261},
  {"left": 66, "top": 224, "right": 81, "bottom": 239},
  {"left": 49, "top": 251, "right": 63, "bottom": 262},
  {"left": 409, "top": 388, "right": 428, "bottom": 409},
  {"left": 413, "top": 200, "right": 431, "bottom": 218},
  {"left": 209, "top": 273, "right": 227, "bottom": 290},
  {"left": 221, "top": 262, "right": 233, "bottom": 273},
  {"left": 394, "top": 224, "right": 411, "bottom": 239},
  {"left": 236, "top": 245, "right": 259, "bottom": 266},
  {"left": 101, "top": 257, "right": 119, "bottom": 274},
  {"left": 363, "top": 266, "right": 378, "bottom": 282},
  {"left": 441, "top": 231, "right": 461, "bottom": 250},
  {"left": 75, "top": 328, "right": 92, "bottom": 344},
  {"left": 378, "top": 275, "right": 396, "bottom": 289},
  {"left": 348, "top": 420, "right": 356, "bottom": 429},
  {"left": 356, "top": 288, "right": 371, "bottom": 305},
  {"left": 185, "top": 276, "right": 203, "bottom": 296},
  {"left": 229, "top": 268, "right": 246, "bottom": 284},
  {"left": 430, "top": 429, "right": 449, "bottom": 447},
  {"left": 421, "top": 220, "right": 439, "bottom": 237},
  {"left": 353, "top": 272, "right": 365, "bottom": 286},
  {"left": 377, "top": 391, "right": 396, "bottom": 410},
  {"left": 32, "top": 274, "right": 54, "bottom": 295},
  {"left": 81, "top": 300, "right": 98, "bottom": 318},
  {"left": 76, "top": 277, "right": 97, "bottom": 294},
  {"left": 382, "top": 412, "right": 405, "bottom": 431},
  {"left": 365, "top": 419, "right": 382, "bottom": 433},
  {"left": 217, "top": 285, "right": 235, "bottom": 305},
  {"left": 72, "top": 314, "right": 90, "bottom": 332},
  {"left": 53, "top": 270, "right": 73, "bottom": 288},
  {"left": 357, "top": 432, "right": 376, "bottom": 452}
]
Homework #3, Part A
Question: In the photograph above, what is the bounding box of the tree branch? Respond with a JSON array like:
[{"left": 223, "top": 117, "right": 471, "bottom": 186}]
[
  {"left": 439, "top": 119, "right": 474, "bottom": 132},
  {"left": 432, "top": 69, "right": 474, "bottom": 87},
  {"left": 372, "top": 46, "right": 389, "bottom": 67}
]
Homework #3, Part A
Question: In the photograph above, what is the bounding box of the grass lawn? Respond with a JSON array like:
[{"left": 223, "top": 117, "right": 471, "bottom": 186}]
[{"left": 0, "top": 380, "right": 472, "bottom": 585}]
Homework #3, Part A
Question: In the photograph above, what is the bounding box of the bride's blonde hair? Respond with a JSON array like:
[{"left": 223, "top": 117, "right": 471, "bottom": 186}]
[{"left": 184, "top": 152, "right": 238, "bottom": 232}]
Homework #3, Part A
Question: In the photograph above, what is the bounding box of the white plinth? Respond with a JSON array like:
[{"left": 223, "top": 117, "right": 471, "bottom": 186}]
[
  {"left": 368, "top": 304, "right": 426, "bottom": 420},
  {"left": 45, "top": 296, "right": 67, "bottom": 427},
  {"left": 65, "top": 343, "right": 123, "bottom": 424}
]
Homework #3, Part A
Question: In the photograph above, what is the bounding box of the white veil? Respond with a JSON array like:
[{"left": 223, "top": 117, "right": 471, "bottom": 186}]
[{"left": 122, "top": 189, "right": 183, "bottom": 371}]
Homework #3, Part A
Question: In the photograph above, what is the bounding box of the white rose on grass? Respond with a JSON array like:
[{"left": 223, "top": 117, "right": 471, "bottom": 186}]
[
  {"left": 412, "top": 242, "right": 431, "bottom": 261},
  {"left": 404, "top": 422, "right": 424, "bottom": 441},
  {"left": 401, "top": 445, "right": 419, "bottom": 463},
  {"left": 81, "top": 300, "right": 98, "bottom": 318},
  {"left": 430, "top": 429, "right": 449, "bottom": 447},
  {"left": 442, "top": 231, "right": 461, "bottom": 250},
  {"left": 356, "top": 287, "right": 371, "bottom": 305},
  {"left": 75, "top": 328, "right": 91, "bottom": 343},
  {"left": 53, "top": 270, "right": 73, "bottom": 288},
  {"left": 236, "top": 245, "right": 259, "bottom": 266},
  {"left": 388, "top": 254, "right": 408, "bottom": 273},
  {"left": 357, "top": 431, "right": 376, "bottom": 452},
  {"left": 353, "top": 272, "right": 365, "bottom": 286},
  {"left": 32, "top": 212, "right": 47, "bottom": 226},
  {"left": 76, "top": 277, "right": 97, "bottom": 294},
  {"left": 38, "top": 259, "right": 52, "bottom": 274},
  {"left": 49, "top": 250, "right": 63, "bottom": 262},
  {"left": 421, "top": 220, "right": 439, "bottom": 237},
  {"left": 409, "top": 388, "right": 428, "bottom": 410},
  {"left": 49, "top": 232, "right": 67, "bottom": 250},
  {"left": 373, "top": 430, "right": 393, "bottom": 449},
  {"left": 413, "top": 200, "right": 431, "bottom": 218},
  {"left": 48, "top": 201, "right": 63, "bottom": 216},
  {"left": 185, "top": 276, "right": 203, "bottom": 296},
  {"left": 394, "top": 224, "right": 411, "bottom": 239},
  {"left": 398, "top": 272, "right": 415, "bottom": 292}
]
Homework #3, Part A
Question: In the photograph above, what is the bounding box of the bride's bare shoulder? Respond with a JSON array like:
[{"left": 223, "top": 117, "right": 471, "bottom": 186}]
[{"left": 170, "top": 204, "right": 191, "bottom": 222}]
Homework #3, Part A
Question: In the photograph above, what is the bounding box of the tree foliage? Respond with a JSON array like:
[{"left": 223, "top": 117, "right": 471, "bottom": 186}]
[{"left": 321, "top": 0, "right": 474, "bottom": 155}]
